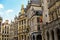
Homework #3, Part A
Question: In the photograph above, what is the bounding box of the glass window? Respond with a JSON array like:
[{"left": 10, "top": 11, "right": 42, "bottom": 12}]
[
  {"left": 19, "top": 21, "right": 21, "bottom": 25},
  {"left": 22, "top": 20, "right": 23, "bottom": 25},
  {"left": 7, "top": 35, "right": 9, "bottom": 37},
  {"left": 5, "top": 31, "right": 6, "bottom": 34},
  {"left": 37, "top": 25, "right": 40, "bottom": 31},
  {"left": 37, "top": 17, "right": 40, "bottom": 23},
  {"left": 5, "top": 35, "right": 6, "bottom": 37},
  {"left": 25, "top": 35, "right": 26, "bottom": 40},
  {"left": 5, "top": 38, "right": 6, "bottom": 40},
  {"left": 35, "top": 11, "right": 42, "bottom": 16},
  {"left": 51, "top": 30, "right": 54, "bottom": 40},
  {"left": 2, "top": 31, "right": 4, "bottom": 33},
  {"left": 47, "top": 31, "right": 49, "bottom": 40},
  {"left": 22, "top": 35, "right": 23, "bottom": 40}
]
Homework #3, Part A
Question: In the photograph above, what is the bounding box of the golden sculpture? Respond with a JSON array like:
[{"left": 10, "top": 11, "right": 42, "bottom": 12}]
[{"left": 21, "top": 4, "right": 25, "bottom": 14}]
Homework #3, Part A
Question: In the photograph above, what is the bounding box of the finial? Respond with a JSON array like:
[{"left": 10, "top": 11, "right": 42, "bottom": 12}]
[
  {"left": 21, "top": 4, "right": 25, "bottom": 14},
  {"left": 21, "top": 4, "right": 24, "bottom": 9}
]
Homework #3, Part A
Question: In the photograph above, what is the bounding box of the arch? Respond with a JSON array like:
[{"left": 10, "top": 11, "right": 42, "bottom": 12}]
[
  {"left": 36, "top": 35, "right": 42, "bottom": 40},
  {"left": 56, "top": 28, "right": 60, "bottom": 40},
  {"left": 27, "top": 36, "right": 29, "bottom": 40},
  {"left": 51, "top": 30, "right": 54, "bottom": 40},
  {"left": 46, "top": 31, "right": 49, "bottom": 40},
  {"left": 33, "top": 35, "right": 35, "bottom": 40}
]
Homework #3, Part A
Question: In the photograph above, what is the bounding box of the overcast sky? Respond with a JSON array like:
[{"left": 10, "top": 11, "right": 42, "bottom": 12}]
[{"left": 0, "top": 0, "right": 28, "bottom": 23}]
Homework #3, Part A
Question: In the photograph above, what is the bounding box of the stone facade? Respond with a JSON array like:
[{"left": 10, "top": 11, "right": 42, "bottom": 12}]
[
  {"left": 0, "top": 17, "right": 2, "bottom": 40},
  {"left": 42, "top": 0, "right": 60, "bottom": 40},
  {"left": 1, "top": 20, "right": 10, "bottom": 40},
  {"left": 10, "top": 16, "right": 18, "bottom": 40},
  {"left": 17, "top": 0, "right": 60, "bottom": 40},
  {"left": 18, "top": 5, "right": 29, "bottom": 40}
]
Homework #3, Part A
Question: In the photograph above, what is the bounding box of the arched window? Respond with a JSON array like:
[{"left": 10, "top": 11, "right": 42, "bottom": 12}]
[
  {"left": 51, "top": 30, "right": 54, "bottom": 40},
  {"left": 36, "top": 35, "right": 42, "bottom": 40},
  {"left": 56, "top": 28, "right": 60, "bottom": 40},
  {"left": 33, "top": 35, "right": 35, "bottom": 40},
  {"left": 47, "top": 31, "right": 49, "bottom": 40}
]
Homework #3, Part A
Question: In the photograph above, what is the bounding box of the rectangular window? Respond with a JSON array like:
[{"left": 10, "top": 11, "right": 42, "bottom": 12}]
[
  {"left": 22, "top": 20, "right": 23, "bottom": 25},
  {"left": 7, "top": 35, "right": 9, "bottom": 37},
  {"left": 19, "top": 21, "right": 21, "bottom": 25},
  {"left": 37, "top": 25, "right": 40, "bottom": 31},
  {"left": 2, "top": 35, "right": 4, "bottom": 37},
  {"left": 25, "top": 35, "right": 26, "bottom": 40},
  {"left": 37, "top": 17, "right": 40, "bottom": 23},
  {"left": 5, "top": 31, "right": 6, "bottom": 34},
  {"left": 35, "top": 11, "right": 42, "bottom": 16},
  {"left": 22, "top": 35, "right": 23, "bottom": 40},
  {"left": 2, "top": 30, "right": 4, "bottom": 33}
]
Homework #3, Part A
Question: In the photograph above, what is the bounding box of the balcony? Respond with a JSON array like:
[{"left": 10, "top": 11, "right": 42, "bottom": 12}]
[{"left": 43, "top": 18, "right": 60, "bottom": 29}]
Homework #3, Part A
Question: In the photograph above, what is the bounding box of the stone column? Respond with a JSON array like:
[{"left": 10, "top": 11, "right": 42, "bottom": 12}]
[
  {"left": 45, "top": 32, "right": 48, "bottom": 40},
  {"left": 49, "top": 30, "right": 52, "bottom": 40},
  {"left": 18, "top": 22, "right": 19, "bottom": 40},
  {"left": 42, "top": 31, "right": 45, "bottom": 40},
  {"left": 35, "top": 35, "right": 36, "bottom": 40},
  {"left": 31, "top": 35, "right": 33, "bottom": 40},
  {"left": 54, "top": 29, "right": 58, "bottom": 40}
]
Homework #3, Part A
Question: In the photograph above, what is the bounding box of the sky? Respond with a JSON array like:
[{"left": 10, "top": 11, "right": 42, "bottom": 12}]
[{"left": 0, "top": 0, "right": 28, "bottom": 23}]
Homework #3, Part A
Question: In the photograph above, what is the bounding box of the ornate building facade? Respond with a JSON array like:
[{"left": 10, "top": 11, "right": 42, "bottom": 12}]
[
  {"left": 0, "top": 17, "right": 2, "bottom": 40},
  {"left": 26, "top": 0, "right": 43, "bottom": 40},
  {"left": 1, "top": 20, "right": 10, "bottom": 40},
  {"left": 18, "top": 0, "right": 60, "bottom": 40},
  {"left": 13, "top": 16, "right": 18, "bottom": 40},
  {"left": 17, "top": 0, "right": 43, "bottom": 40},
  {"left": 42, "top": 0, "right": 60, "bottom": 40},
  {"left": 10, "top": 21, "right": 14, "bottom": 40},
  {"left": 18, "top": 5, "right": 29, "bottom": 40},
  {"left": 10, "top": 16, "right": 18, "bottom": 40}
]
